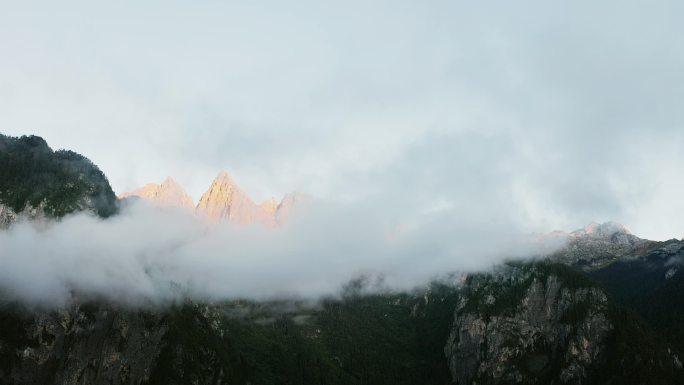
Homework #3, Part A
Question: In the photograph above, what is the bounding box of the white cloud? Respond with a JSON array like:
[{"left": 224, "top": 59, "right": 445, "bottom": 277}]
[{"left": 0, "top": 200, "right": 558, "bottom": 307}]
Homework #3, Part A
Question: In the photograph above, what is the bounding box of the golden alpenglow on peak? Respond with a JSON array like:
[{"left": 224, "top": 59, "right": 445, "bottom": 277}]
[
  {"left": 120, "top": 176, "right": 194, "bottom": 210},
  {"left": 275, "top": 192, "right": 309, "bottom": 225},
  {"left": 122, "top": 171, "right": 305, "bottom": 227},
  {"left": 196, "top": 171, "right": 255, "bottom": 223},
  {"left": 195, "top": 171, "right": 280, "bottom": 226},
  {"left": 259, "top": 197, "right": 279, "bottom": 215}
]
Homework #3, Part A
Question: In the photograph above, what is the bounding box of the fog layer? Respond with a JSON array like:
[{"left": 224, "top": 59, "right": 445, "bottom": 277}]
[{"left": 0, "top": 200, "right": 561, "bottom": 307}]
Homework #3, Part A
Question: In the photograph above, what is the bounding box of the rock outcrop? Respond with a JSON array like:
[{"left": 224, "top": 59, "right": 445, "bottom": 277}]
[
  {"left": 196, "top": 171, "right": 278, "bottom": 226},
  {"left": 0, "top": 302, "right": 169, "bottom": 385},
  {"left": 546, "top": 222, "right": 647, "bottom": 269},
  {"left": 275, "top": 192, "right": 309, "bottom": 225},
  {"left": 444, "top": 263, "right": 682, "bottom": 384},
  {"left": 120, "top": 177, "right": 194, "bottom": 210},
  {"left": 124, "top": 171, "right": 307, "bottom": 226},
  {"left": 445, "top": 272, "right": 611, "bottom": 384},
  {"left": 0, "top": 204, "right": 17, "bottom": 229}
]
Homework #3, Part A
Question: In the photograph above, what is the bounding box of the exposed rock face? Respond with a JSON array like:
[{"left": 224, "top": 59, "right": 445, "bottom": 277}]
[
  {"left": 275, "top": 192, "right": 308, "bottom": 225},
  {"left": 122, "top": 171, "right": 306, "bottom": 226},
  {"left": 445, "top": 266, "right": 613, "bottom": 384},
  {"left": 196, "top": 171, "right": 277, "bottom": 226},
  {"left": 548, "top": 222, "right": 647, "bottom": 269},
  {"left": 0, "top": 202, "right": 51, "bottom": 229},
  {"left": 0, "top": 303, "right": 168, "bottom": 385},
  {"left": 194, "top": 171, "right": 307, "bottom": 226},
  {"left": 259, "top": 197, "right": 279, "bottom": 216},
  {"left": 120, "top": 177, "right": 194, "bottom": 210},
  {"left": 0, "top": 204, "right": 17, "bottom": 229}
]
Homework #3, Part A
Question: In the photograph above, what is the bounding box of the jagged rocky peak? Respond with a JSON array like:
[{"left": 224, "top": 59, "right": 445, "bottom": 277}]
[
  {"left": 544, "top": 221, "right": 633, "bottom": 241},
  {"left": 275, "top": 192, "right": 308, "bottom": 224},
  {"left": 571, "top": 221, "right": 632, "bottom": 238},
  {"left": 550, "top": 221, "right": 645, "bottom": 269},
  {"left": 196, "top": 170, "right": 276, "bottom": 226},
  {"left": 120, "top": 176, "right": 194, "bottom": 210},
  {"left": 259, "top": 197, "right": 279, "bottom": 215},
  {"left": 121, "top": 170, "right": 305, "bottom": 226}
]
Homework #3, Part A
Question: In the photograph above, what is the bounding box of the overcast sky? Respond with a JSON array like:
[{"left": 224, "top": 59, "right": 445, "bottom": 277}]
[{"left": 1, "top": 1, "right": 684, "bottom": 240}]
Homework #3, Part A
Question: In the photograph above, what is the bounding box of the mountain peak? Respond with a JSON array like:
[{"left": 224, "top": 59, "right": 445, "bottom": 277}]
[
  {"left": 571, "top": 221, "right": 632, "bottom": 238},
  {"left": 197, "top": 171, "right": 270, "bottom": 224},
  {"left": 260, "top": 197, "right": 279, "bottom": 215},
  {"left": 160, "top": 176, "right": 179, "bottom": 187},
  {"left": 120, "top": 177, "right": 194, "bottom": 210},
  {"left": 124, "top": 171, "right": 304, "bottom": 227},
  {"left": 549, "top": 221, "right": 643, "bottom": 269},
  {"left": 213, "top": 171, "right": 236, "bottom": 185}
]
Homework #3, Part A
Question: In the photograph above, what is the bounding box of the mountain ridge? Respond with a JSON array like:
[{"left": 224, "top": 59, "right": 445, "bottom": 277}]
[
  {"left": 121, "top": 171, "right": 305, "bottom": 226},
  {"left": 119, "top": 176, "right": 195, "bottom": 210}
]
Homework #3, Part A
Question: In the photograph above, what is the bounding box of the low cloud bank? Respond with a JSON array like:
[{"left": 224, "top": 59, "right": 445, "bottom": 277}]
[{"left": 0, "top": 200, "right": 564, "bottom": 307}]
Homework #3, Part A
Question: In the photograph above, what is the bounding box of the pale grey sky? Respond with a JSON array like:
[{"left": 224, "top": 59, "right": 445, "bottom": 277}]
[{"left": 1, "top": 0, "right": 684, "bottom": 240}]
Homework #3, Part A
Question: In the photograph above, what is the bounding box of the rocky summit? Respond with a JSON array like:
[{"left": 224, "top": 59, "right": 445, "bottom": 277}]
[
  {"left": 123, "top": 171, "right": 305, "bottom": 227},
  {"left": 542, "top": 222, "right": 650, "bottom": 270},
  {"left": 120, "top": 177, "right": 195, "bottom": 210},
  {"left": 195, "top": 171, "right": 277, "bottom": 225}
]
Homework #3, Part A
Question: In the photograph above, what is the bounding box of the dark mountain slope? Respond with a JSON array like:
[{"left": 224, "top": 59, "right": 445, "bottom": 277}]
[
  {"left": 2, "top": 262, "right": 682, "bottom": 385},
  {"left": 0, "top": 289, "right": 459, "bottom": 385},
  {"left": 0, "top": 134, "right": 117, "bottom": 218},
  {"left": 445, "top": 261, "right": 682, "bottom": 385},
  {"left": 590, "top": 239, "right": 684, "bottom": 353}
]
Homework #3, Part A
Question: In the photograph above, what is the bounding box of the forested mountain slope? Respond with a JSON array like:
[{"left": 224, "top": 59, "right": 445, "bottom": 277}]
[{"left": 0, "top": 134, "right": 117, "bottom": 219}]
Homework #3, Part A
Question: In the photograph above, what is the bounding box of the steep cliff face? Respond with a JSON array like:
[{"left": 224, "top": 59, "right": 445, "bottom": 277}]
[
  {"left": 123, "top": 171, "right": 307, "bottom": 226},
  {"left": 194, "top": 171, "right": 307, "bottom": 226},
  {"left": 275, "top": 192, "right": 308, "bottom": 225},
  {"left": 445, "top": 268, "right": 611, "bottom": 384},
  {"left": 0, "top": 295, "right": 457, "bottom": 385},
  {"left": 196, "top": 171, "right": 277, "bottom": 226},
  {"left": 0, "top": 302, "right": 168, "bottom": 385},
  {"left": 120, "top": 177, "right": 194, "bottom": 210},
  {"left": 0, "top": 203, "right": 18, "bottom": 229},
  {"left": 444, "top": 263, "right": 683, "bottom": 385},
  {"left": 0, "top": 202, "right": 51, "bottom": 229}
]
